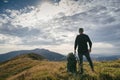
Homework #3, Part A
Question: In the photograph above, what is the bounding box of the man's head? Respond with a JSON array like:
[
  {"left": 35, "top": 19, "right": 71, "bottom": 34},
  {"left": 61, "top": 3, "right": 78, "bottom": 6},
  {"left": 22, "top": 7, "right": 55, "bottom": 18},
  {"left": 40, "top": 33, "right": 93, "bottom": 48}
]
[{"left": 79, "top": 28, "right": 84, "bottom": 34}]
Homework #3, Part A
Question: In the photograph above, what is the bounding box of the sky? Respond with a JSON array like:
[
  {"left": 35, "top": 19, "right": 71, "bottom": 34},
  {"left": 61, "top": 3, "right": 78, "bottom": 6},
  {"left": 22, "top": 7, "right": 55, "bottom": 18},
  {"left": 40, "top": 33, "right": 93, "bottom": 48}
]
[{"left": 0, "top": 0, "right": 120, "bottom": 55}]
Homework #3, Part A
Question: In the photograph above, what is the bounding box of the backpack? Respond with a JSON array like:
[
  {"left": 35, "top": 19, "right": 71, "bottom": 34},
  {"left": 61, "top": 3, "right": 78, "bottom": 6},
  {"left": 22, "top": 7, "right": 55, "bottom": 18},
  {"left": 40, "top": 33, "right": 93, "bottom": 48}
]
[{"left": 67, "top": 52, "right": 77, "bottom": 73}]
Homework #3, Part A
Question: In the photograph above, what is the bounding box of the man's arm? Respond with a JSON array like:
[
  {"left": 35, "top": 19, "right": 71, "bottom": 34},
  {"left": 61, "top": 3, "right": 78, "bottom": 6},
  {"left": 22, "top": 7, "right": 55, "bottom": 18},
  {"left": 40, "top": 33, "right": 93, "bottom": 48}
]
[
  {"left": 74, "top": 35, "right": 78, "bottom": 54},
  {"left": 87, "top": 35, "right": 92, "bottom": 52}
]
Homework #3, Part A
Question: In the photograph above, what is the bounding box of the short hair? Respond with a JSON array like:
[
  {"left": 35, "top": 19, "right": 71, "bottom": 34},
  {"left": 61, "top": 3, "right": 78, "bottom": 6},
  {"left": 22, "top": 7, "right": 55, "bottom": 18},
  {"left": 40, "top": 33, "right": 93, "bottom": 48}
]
[{"left": 79, "top": 28, "right": 84, "bottom": 33}]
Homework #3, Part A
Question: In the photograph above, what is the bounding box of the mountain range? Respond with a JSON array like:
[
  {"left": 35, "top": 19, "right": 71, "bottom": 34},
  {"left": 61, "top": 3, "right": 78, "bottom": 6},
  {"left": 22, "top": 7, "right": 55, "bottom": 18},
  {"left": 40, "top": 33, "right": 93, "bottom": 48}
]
[
  {"left": 0, "top": 48, "right": 65, "bottom": 62},
  {"left": 0, "top": 48, "right": 120, "bottom": 63},
  {"left": 90, "top": 54, "right": 120, "bottom": 61}
]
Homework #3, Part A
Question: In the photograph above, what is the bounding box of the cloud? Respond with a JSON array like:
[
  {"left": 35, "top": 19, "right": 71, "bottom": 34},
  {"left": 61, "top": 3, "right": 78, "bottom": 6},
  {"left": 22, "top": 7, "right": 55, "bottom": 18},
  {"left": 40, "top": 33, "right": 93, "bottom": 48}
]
[
  {"left": 0, "top": 0, "right": 120, "bottom": 54},
  {"left": 0, "top": 24, "right": 41, "bottom": 37},
  {"left": 93, "top": 42, "right": 114, "bottom": 48},
  {"left": 0, "top": 34, "right": 22, "bottom": 44}
]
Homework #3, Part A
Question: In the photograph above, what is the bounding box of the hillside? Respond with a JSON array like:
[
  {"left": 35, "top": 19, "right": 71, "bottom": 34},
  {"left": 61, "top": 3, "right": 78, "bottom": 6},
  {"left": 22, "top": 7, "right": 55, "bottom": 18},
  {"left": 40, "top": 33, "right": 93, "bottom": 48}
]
[
  {"left": 0, "top": 48, "right": 65, "bottom": 62},
  {"left": 0, "top": 54, "right": 120, "bottom": 80},
  {"left": 12, "top": 53, "right": 45, "bottom": 60}
]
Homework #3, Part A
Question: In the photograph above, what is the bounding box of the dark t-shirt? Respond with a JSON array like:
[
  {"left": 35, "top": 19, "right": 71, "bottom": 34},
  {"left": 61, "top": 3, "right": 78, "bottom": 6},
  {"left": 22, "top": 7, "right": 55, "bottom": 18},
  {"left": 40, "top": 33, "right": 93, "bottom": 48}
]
[{"left": 74, "top": 34, "right": 92, "bottom": 53}]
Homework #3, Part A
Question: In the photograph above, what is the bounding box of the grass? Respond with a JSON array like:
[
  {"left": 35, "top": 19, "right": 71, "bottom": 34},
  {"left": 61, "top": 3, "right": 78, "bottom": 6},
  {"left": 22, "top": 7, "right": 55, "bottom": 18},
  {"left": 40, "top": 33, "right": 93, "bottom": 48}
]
[{"left": 0, "top": 54, "right": 120, "bottom": 80}]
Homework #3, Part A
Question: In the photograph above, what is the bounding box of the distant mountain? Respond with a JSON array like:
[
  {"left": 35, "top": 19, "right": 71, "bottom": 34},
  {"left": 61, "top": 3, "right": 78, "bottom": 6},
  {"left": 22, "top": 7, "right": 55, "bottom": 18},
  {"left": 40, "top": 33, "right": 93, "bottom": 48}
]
[
  {"left": 75, "top": 54, "right": 120, "bottom": 61},
  {"left": 0, "top": 53, "right": 46, "bottom": 64},
  {"left": 95, "top": 55, "right": 120, "bottom": 61},
  {"left": 0, "top": 48, "right": 65, "bottom": 62},
  {"left": 91, "top": 54, "right": 120, "bottom": 61},
  {"left": 1, "top": 49, "right": 119, "bottom": 62}
]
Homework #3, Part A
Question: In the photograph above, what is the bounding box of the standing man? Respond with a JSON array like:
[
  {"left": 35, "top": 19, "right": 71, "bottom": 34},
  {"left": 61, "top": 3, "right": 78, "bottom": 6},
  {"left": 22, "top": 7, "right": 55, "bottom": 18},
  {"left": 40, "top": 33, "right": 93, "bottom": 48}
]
[{"left": 74, "top": 28, "right": 94, "bottom": 74}]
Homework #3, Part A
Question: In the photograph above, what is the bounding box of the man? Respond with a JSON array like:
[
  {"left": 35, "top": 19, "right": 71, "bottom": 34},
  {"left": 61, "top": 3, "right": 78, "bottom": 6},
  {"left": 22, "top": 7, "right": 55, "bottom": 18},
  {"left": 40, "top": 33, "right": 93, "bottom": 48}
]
[{"left": 74, "top": 28, "right": 94, "bottom": 74}]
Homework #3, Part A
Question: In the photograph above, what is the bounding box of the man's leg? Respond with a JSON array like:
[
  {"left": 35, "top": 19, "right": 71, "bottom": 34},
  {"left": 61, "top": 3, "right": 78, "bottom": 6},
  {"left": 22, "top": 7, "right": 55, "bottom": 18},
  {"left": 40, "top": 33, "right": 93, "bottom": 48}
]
[
  {"left": 84, "top": 52, "right": 94, "bottom": 72},
  {"left": 78, "top": 53, "right": 83, "bottom": 73}
]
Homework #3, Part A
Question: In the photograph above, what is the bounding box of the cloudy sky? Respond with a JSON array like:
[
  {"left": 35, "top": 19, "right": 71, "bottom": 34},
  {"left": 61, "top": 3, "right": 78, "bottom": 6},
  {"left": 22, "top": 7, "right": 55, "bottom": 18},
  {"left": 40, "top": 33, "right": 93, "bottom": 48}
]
[{"left": 0, "top": 0, "right": 120, "bottom": 55}]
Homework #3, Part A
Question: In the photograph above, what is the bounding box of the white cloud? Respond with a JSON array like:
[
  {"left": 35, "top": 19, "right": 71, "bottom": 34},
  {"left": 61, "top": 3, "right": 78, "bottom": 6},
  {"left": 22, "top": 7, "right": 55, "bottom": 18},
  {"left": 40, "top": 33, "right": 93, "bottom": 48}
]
[
  {"left": 3, "top": 0, "right": 8, "bottom": 3},
  {"left": 1, "top": 0, "right": 86, "bottom": 28},
  {"left": 0, "top": 44, "right": 36, "bottom": 54},
  {"left": 0, "top": 34, "right": 22, "bottom": 44},
  {"left": 93, "top": 42, "right": 114, "bottom": 48},
  {"left": 0, "top": 0, "right": 120, "bottom": 54},
  {"left": 0, "top": 14, "right": 8, "bottom": 27}
]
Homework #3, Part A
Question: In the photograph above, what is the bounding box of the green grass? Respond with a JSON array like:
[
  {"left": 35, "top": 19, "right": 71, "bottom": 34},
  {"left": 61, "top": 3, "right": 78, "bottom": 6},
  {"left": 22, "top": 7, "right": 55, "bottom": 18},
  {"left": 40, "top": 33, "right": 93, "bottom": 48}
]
[{"left": 0, "top": 54, "right": 120, "bottom": 80}]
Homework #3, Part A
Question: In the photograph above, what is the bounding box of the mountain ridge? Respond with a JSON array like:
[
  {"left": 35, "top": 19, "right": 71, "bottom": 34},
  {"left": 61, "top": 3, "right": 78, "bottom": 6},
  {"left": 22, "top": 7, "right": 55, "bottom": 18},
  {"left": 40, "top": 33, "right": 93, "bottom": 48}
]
[
  {"left": 0, "top": 48, "right": 65, "bottom": 62},
  {"left": 0, "top": 48, "right": 120, "bottom": 63}
]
